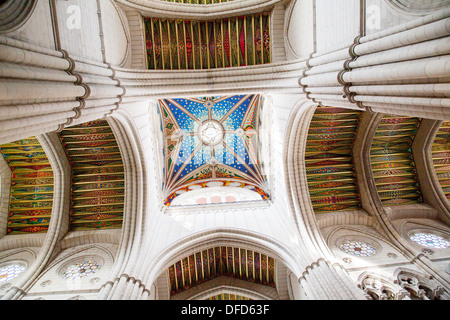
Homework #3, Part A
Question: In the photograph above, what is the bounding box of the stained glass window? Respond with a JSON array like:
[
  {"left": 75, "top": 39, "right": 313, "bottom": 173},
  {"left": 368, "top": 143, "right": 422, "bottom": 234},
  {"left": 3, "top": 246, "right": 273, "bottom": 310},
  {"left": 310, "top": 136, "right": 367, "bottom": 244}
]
[
  {"left": 409, "top": 233, "right": 449, "bottom": 249},
  {"left": 339, "top": 240, "right": 377, "bottom": 257},
  {"left": 62, "top": 260, "right": 101, "bottom": 280},
  {"left": 0, "top": 264, "right": 26, "bottom": 283}
]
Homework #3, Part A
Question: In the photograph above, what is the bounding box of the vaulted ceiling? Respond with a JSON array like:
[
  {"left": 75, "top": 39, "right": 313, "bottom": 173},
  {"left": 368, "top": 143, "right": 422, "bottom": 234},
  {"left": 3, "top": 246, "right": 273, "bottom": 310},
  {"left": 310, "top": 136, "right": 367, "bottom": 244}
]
[
  {"left": 58, "top": 120, "right": 125, "bottom": 231},
  {"left": 0, "top": 137, "right": 54, "bottom": 234},
  {"left": 370, "top": 115, "right": 422, "bottom": 206},
  {"left": 168, "top": 246, "right": 276, "bottom": 296},
  {"left": 305, "top": 106, "right": 362, "bottom": 213},
  {"left": 431, "top": 121, "right": 450, "bottom": 200},
  {"left": 144, "top": 11, "right": 271, "bottom": 70},
  {"left": 158, "top": 94, "right": 269, "bottom": 206}
]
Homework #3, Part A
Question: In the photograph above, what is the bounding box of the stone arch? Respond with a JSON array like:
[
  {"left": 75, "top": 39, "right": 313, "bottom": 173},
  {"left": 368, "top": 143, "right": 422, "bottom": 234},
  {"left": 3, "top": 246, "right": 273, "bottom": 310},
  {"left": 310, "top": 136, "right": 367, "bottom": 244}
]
[
  {"left": 116, "top": 0, "right": 284, "bottom": 20},
  {"left": 146, "top": 228, "right": 302, "bottom": 300},
  {"left": 24, "top": 243, "right": 117, "bottom": 299},
  {"left": 357, "top": 272, "right": 409, "bottom": 300},
  {"left": 0, "top": 0, "right": 37, "bottom": 34},
  {"left": 394, "top": 267, "right": 448, "bottom": 300}
]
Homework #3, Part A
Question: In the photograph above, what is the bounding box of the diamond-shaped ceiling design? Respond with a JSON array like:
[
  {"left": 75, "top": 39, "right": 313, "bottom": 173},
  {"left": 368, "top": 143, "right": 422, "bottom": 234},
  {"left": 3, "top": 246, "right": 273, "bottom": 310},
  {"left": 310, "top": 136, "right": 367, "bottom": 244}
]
[{"left": 159, "top": 94, "right": 269, "bottom": 206}]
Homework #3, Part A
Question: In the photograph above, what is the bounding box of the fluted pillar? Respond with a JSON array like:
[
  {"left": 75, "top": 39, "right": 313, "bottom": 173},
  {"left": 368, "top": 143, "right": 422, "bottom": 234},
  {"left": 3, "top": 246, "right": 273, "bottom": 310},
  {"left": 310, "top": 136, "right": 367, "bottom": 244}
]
[
  {"left": 0, "top": 36, "right": 86, "bottom": 144},
  {"left": 298, "top": 259, "right": 366, "bottom": 300},
  {"left": 115, "top": 60, "right": 306, "bottom": 102},
  {"left": 299, "top": 8, "right": 450, "bottom": 120},
  {"left": 0, "top": 36, "right": 126, "bottom": 144},
  {"left": 284, "top": 99, "right": 367, "bottom": 300}
]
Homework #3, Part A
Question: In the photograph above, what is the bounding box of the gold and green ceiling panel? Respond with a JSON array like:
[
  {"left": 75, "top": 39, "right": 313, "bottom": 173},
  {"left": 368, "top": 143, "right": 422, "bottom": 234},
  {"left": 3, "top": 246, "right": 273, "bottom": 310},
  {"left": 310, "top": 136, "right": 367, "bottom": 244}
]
[
  {"left": 144, "top": 11, "right": 271, "bottom": 70},
  {"left": 0, "top": 137, "right": 54, "bottom": 234},
  {"left": 168, "top": 246, "right": 276, "bottom": 296},
  {"left": 431, "top": 121, "right": 450, "bottom": 200},
  {"left": 206, "top": 294, "right": 252, "bottom": 300},
  {"left": 305, "top": 107, "right": 362, "bottom": 213},
  {"left": 58, "top": 120, "right": 124, "bottom": 231},
  {"left": 370, "top": 115, "right": 422, "bottom": 206},
  {"left": 161, "top": 0, "right": 234, "bottom": 3}
]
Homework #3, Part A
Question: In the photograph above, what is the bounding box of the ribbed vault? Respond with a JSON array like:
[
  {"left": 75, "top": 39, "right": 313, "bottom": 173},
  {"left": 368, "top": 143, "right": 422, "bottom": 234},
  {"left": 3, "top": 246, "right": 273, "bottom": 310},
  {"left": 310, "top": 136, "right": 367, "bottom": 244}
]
[{"left": 159, "top": 94, "right": 269, "bottom": 206}]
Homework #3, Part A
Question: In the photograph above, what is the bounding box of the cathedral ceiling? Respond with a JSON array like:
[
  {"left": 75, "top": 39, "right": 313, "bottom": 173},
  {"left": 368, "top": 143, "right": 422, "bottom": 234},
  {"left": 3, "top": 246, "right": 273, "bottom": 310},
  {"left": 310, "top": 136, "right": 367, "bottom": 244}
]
[
  {"left": 370, "top": 115, "right": 422, "bottom": 206},
  {"left": 161, "top": 0, "right": 234, "bottom": 3},
  {"left": 168, "top": 246, "right": 276, "bottom": 296},
  {"left": 159, "top": 94, "right": 269, "bottom": 206},
  {"left": 431, "top": 121, "right": 450, "bottom": 200},
  {"left": 144, "top": 11, "right": 271, "bottom": 70},
  {"left": 0, "top": 137, "right": 53, "bottom": 234},
  {"left": 305, "top": 107, "right": 362, "bottom": 213},
  {"left": 58, "top": 120, "right": 125, "bottom": 231}
]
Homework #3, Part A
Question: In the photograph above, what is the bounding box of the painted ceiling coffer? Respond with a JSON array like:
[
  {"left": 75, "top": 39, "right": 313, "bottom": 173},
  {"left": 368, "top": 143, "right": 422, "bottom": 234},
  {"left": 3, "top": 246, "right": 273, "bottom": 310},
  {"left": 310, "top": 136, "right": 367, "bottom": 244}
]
[
  {"left": 305, "top": 106, "right": 362, "bottom": 213},
  {"left": 168, "top": 246, "right": 276, "bottom": 296},
  {"left": 144, "top": 11, "right": 271, "bottom": 70},
  {"left": 370, "top": 115, "right": 422, "bottom": 206},
  {"left": 161, "top": 0, "right": 234, "bottom": 4},
  {"left": 0, "top": 137, "right": 54, "bottom": 234},
  {"left": 58, "top": 120, "right": 125, "bottom": 231},
  {"left": 158, "top": 94, "right": 269, "bottom": 206},
  {"left": 431, "top": 121, "right": 450, "bottom": 200}
]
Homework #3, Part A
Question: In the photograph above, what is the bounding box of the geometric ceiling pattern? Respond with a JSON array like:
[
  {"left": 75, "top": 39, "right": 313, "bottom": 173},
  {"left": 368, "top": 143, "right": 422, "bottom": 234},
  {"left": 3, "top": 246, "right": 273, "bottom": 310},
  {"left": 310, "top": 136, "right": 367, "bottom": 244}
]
[
  {"left": 144, "top": 12, "right": 271, "bottom": 69},
  {"left": 305, "top": 106, "right": 362, "bottom": 213},
  {"left": 162, "top": 0, "right": 233, "bottom": 3},
  {"left": 370, "top": 115, "right": 422, "bottom": 206},
  {"left": 206, "top": 294, "right": 252, "bottom": 300},
  {"left": 159, "top": 94, "right": 269, "bottom": 206},
  {"left": 431, "top": 121, "right": 450, "bottom": 200},
  {"left": 0, "top": 136, "right": 54, "bottom": 234},
  {"left": 168, "top": 246, "right": 276, "bottom": 296},
  {"left": 58, "top": 120, "right": 124, "bottom": 231}
]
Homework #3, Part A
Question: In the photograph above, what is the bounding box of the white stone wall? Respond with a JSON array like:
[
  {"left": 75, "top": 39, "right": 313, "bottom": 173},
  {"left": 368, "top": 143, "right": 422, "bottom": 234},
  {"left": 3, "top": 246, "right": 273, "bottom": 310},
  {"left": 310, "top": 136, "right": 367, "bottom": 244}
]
[{"left": 6, "top": 0, "right": 56, "bottom": 50}]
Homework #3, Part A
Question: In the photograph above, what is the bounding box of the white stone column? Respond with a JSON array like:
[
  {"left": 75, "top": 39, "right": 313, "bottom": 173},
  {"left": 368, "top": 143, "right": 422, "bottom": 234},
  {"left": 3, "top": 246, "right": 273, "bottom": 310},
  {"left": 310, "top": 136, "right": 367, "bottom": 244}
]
[
  {"left": 299, "top": 8, "right": 450, "bottom": 120},
  {"left": 114, "top": 60, "right": 306, "bottom": 102},
  {"left": 95, "top": 110, "right": 148, "bottom": 300},
  {"left": 351, "top": 112, "right": 450, "bottom": 292},
  {"left": 0, "top": 35, "right": 128, "bottom": 144},
  {"left": 0, "top": 36, "right": 87, "bottom": 144},
  {"left": 284, "top": 99, "right": 367, "bottom": 300}
]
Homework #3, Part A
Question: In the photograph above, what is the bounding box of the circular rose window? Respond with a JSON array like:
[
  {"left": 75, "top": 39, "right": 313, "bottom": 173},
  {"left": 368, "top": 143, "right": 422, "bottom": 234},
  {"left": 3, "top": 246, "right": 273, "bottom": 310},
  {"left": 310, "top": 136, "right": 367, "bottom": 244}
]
[
  {"left": 0, "top": 264, "right": 26, "bottom": 283},
  {"left": 409, "top": 233, "right": 449, "bottom": 249},
  {"left": 198, "top": 120, "right": 224, "bottom": 146},
  {"left": 62, "top": 260, "right": 101, "bottom": 280},
  {"left": 339, "top": 240, "right": 377, "bottom": 257}
]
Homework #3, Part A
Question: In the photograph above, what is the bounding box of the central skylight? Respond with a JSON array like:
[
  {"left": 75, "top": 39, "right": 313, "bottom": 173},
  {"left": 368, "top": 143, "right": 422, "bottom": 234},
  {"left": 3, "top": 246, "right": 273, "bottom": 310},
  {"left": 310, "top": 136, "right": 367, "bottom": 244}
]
[{"left": 158, "top": 94, "right": 269, "bottom": 206}]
